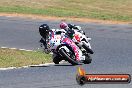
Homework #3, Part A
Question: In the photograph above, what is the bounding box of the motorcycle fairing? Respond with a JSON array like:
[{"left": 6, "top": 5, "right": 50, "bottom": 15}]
[{"left": 62, "top": 38, "right": 80, "bottom": 61}]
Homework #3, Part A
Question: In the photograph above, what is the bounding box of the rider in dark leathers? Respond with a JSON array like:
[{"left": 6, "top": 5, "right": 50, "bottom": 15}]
[{"left": 39, "top": 24, "right": 50, "bottom": 49}]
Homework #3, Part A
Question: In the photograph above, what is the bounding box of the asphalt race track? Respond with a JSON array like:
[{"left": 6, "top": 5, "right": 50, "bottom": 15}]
[{"left": 0, "top": 16, "right": 132, "bottom": 88}]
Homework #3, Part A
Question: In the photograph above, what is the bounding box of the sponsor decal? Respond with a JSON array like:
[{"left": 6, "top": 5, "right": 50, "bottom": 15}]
[{"left": 74, "top": 34, "right": 80, "bottom": 42}]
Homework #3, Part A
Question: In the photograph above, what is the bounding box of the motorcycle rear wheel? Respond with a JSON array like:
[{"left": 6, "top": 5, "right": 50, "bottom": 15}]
[
  {"left": 82, "top": 42, "right": 94, "bottom": 54},
  {"left": 83, "top": 54, "right": 92, "bottom": 64}
]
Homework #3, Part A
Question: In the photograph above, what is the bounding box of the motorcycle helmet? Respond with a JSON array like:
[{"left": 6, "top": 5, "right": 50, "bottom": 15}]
[
  {"left": 39, "top": 24, "right": 50, "bottom": 38},
  {"left": 60, "top": 22, "right": 68, "bottom": 29}
]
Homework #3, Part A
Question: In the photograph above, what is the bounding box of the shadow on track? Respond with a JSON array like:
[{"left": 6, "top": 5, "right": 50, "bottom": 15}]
[{"left": 29, "top": 63, "right": 81, "bottom": 68}]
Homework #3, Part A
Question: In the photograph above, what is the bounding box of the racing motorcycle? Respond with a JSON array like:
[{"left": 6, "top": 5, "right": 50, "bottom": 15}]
[
  {"left": 73, "top": 27, "right": 93, "bottom": 52},
  {"left": 68, "top": 26, "right": 94, "bottom": 64},
  {"left": 44, "top": 29, "right": 91, "bottom": 65}
]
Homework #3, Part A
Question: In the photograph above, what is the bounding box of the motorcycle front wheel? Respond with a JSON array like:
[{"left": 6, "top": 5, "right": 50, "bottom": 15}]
[{"left": 59, "top": 48, "right": 79, "bottom": 65}]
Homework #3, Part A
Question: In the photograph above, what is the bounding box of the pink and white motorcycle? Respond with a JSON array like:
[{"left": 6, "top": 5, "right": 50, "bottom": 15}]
[
  {"left": 71, "top": 26, "right": 94, "bottom": 64},
  {"left": 46, "top": 29, "right": 90, "bottom": 65}
]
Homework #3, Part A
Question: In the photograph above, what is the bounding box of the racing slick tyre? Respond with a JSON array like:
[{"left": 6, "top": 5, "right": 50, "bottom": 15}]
[
  {"left": 82, "top": 43, "right": 94, "bottom": 54},
  {"left": 83, "top": 54, "right": 92, "bottom": 64},
  {"left": 53, "top": 56, "right": 62, "bottom": 64},
  {"left": 59, "top": 48, "right": 79, "bottom": 65}
]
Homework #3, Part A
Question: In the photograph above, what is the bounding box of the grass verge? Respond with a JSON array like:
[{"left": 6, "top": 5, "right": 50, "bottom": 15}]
[
  {"left": 0, "top": 48, "right": 52, "bottom": 68},
  {"left": 0, "top": 0, "right": 132, "bottom": 22}
]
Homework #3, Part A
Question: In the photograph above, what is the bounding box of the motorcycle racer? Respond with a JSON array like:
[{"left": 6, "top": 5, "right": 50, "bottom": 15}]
[
  {"left": 59, "top": 22, "right": 85, "bottom": 38},
  {"left": 39, "top": 24, "right": 50, "bottom": 50},
  {"left": 59, "top": 22, "right": 75, "bottom": 39},
  {"left": 59, "top": 22, "right": 93, "bottom": 54}
]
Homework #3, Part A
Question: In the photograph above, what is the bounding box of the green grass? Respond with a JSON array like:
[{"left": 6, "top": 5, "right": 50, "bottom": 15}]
[
  {"left": 0, "top": 48, "right": 52, "bottom": 68},
  {"left": 0, "top": 0, "right": 132, "bottom": 21}
]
